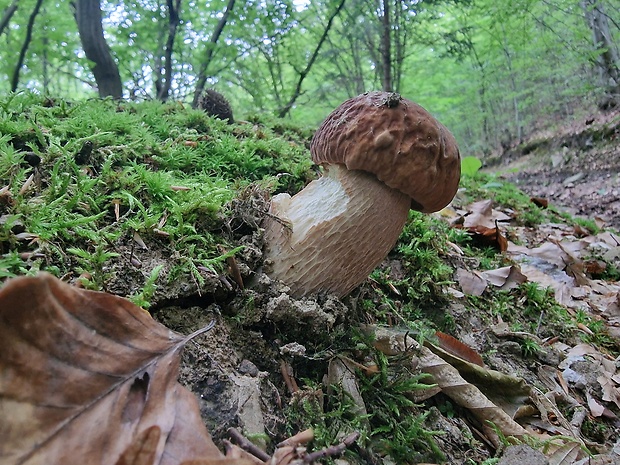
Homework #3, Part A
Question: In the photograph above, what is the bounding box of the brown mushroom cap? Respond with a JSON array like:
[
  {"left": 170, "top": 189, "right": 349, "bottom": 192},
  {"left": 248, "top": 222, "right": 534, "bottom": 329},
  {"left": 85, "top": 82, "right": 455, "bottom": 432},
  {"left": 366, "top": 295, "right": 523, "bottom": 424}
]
[{"left": 310, "top": 91, "right": 461, "bottom": 213}]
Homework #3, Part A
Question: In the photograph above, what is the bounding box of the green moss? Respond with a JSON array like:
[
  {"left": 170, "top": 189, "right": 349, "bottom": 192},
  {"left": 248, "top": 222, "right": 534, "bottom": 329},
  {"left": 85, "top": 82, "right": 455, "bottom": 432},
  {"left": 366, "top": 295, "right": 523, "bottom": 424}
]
[{"left": 0, "top": 93, "right": 314, "bottom": 292}]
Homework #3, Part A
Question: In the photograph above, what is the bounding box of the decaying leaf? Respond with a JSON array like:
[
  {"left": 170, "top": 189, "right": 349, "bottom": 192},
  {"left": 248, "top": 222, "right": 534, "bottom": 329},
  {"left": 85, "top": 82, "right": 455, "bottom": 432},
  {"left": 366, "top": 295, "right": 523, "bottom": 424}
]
[
  {"left": 482, "top": 266, "right": 527, "bottom": 290},
  {"left": 530, "top": 197, "right": 549, "bottom": 208},
  {"left": 456, "top": 268, "right": 487, "bottom": 296},
  {"left": 457, "top": 265, "right": 527, "bottom": 296},
  {"left": 546, "top": 441, "right": 582, "bottom": 465},
  {"left": 462, "top": 199, "right": 512, "bottom": 229},
  {"left": 0, "top": 273, "right": 223, "bottom": 465},
  {"left": 433, "top": 331, "right": 485, "bottom": 367},
  {"left": 116, "top": 426, "right": 161, "bottom": 465},
  {"left": 466, "top": 223, "right": 509, "bottom": 252},
  {"left": 418, "top": 347, "right": 528, "bottom": 446}
]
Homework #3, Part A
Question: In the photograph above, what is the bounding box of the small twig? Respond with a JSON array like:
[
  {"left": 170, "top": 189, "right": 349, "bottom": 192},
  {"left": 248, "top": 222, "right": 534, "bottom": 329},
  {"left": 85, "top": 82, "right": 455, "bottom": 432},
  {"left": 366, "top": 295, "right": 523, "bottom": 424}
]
[
  {"left": 535, "top": 309, "right": 545, "bottom": 336},
  {"left": 218, "top": 245, "right": 244, "bottom": 289},
  {"left": 227, "top": 427, "right": 271, "bottom": 462},
  {"left": 277, "top": 428, "right": 314, "bottom": 448},
  {"left": 303, "top": 431, "right": 360, "bottom": 463},
  {"left": 280, "top": 359, "right": 300, "bottom": 394},
  {"left": 183, "top": 319, "right": 216, "bottom": 343}
]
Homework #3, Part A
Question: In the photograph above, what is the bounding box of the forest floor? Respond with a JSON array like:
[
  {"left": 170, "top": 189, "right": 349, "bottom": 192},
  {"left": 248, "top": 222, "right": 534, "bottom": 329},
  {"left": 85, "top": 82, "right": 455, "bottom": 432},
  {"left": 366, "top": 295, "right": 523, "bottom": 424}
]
[
  {"left": 489, "top": 108, "right": 620, "bottom": 231},
  {"left": 2, "top": 96, "right": 620, "bottom": 465}
]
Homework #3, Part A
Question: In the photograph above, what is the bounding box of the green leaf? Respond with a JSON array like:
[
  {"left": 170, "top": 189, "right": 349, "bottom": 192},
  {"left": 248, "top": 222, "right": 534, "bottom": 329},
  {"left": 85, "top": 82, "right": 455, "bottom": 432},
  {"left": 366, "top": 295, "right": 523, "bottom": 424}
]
[{"left": 461, "top": 156, "right": 482, "bottom": 177}]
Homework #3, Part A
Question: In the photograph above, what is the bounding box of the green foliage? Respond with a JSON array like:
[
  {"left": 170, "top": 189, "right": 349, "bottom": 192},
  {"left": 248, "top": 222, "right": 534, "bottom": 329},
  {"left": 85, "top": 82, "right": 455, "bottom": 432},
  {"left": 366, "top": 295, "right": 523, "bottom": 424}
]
[
  {"left": 130, "top": 264, "right": 164, "bottom": 309},
  {"left": 1, "top": 0, "right": 616, "bottom": 156},
  {"left": 461, "top": 156, "right": 483, "bottom": 176},
  {"left": 356, "top": 348, "right": 444, "bottom": 463},
  {"left": 468, "top": 281, "right": 578, "bottom": 342},
  {"left": 520, "top": 338, "right": 542, "bottom": 358},
  {"left": 67, "top": 245, "right": 120, "bottom": 289},
  {"left": 396, "top": 212, "right": 454, "bottom": 306}
]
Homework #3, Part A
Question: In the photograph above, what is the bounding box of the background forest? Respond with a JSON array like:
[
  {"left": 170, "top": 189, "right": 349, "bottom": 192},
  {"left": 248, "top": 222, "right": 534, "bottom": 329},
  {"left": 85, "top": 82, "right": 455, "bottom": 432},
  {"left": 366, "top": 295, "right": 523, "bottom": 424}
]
[{"left": 1, "top": 0, "right": 619, "bottom": 156}]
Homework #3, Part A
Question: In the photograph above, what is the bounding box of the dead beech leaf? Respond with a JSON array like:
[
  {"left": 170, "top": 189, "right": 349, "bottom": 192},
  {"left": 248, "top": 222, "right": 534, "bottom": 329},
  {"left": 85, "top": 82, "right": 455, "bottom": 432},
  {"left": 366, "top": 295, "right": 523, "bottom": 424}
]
[
  {"left": 418, "top": 347, "right": 527, "bottom": 446},
  {"left": 466, "top": 224, "right": 508, "bottom": 252},
  {"left": 116, "top": 426, "right": 161, "bottom": 465},
  {"left": 586, "top": 392, "right": 606, "bottom": 417},
  {"left": 434, "top": 331, "right": 485, "bottom": 367},
  {"left": 462, "top": 199, "right": 512, "bottom": 229},
  {"left": 530, "top": 197, "right": 548, "bottom": 208},
  {"left": 456, "top": 268, "right": 487, "bottom": 296},
  {"left": 482, "top": 265, "right": 527, "bottom": 290},
  {"left": 547, "top": 440, "right": 582, "bottom": 465},
  {"left": 368, "top": 326, "right": 528, "bottom": 446},
  {"left": 0, "top": 273, "right": 223, "bottom": 465}
]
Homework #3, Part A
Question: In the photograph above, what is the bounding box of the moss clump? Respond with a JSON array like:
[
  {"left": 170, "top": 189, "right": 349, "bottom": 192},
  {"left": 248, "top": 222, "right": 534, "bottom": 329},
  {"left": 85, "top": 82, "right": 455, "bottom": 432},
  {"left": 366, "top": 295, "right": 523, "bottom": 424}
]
[{"left": 0, "top": 92, "right": 312, "bottom": 301}]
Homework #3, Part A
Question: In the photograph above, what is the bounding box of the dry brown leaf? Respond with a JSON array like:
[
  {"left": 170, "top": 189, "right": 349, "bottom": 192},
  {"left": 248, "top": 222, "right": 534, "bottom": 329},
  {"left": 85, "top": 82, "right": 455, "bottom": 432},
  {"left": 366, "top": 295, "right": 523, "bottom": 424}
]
[
  {"left": 530, "top": 197, "right": 549, "bottom": 208},
  {"left": 546, "top": 441, "right": 582, "bottom": 465},
  {"left": 482, "top": 265, "right": 527, "bottom": 290},
  {"left": 368, "top": 326, "right": 529, "bottom": 446},
  {"left": 116, "top": 426, "right": 161, "bottom": 465},
  {"left": 462, "top": 199, "right": 512, "bottom": 229},
  {"left": 508, "top": 241, "right": 571, "bottom": 269},
  {"left": 456, "top": 268, "right": 487, "bottom": 296},
  {"left": 434, "top": 331, "right": 485, "bottom": 367},
  {"left": 466, "top": 224, "right": 508, "bottom": 252},
  {"left": 418, "top": 347, "right": 528, "bottom": 446},
  {"left": 586, "top": 392, "right": 606, "bottom": 417},
  {"left": 0, "top": 273, "right": 223, "bottom": 465}
]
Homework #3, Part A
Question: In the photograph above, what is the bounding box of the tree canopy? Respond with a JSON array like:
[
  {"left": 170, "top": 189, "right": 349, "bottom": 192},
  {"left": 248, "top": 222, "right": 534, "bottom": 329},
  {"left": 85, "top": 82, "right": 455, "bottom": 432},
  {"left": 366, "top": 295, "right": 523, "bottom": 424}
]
[{"left": 1, "top": 0, "right": 618, "bottom": 153}]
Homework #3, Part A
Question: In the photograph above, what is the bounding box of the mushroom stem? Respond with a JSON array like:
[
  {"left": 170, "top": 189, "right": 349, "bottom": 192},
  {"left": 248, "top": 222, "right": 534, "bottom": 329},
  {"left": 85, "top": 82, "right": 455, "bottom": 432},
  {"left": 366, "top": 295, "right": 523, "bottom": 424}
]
[{"left": 263, "top": 164, "right": 411, "bottom": 297}]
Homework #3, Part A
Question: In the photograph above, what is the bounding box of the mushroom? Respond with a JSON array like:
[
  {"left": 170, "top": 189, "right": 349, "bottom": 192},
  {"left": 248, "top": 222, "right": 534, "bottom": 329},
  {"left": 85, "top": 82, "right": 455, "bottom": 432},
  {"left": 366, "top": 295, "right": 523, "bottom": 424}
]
[{"left": 262, "top": 91, "right": 461, "bottom": 297}]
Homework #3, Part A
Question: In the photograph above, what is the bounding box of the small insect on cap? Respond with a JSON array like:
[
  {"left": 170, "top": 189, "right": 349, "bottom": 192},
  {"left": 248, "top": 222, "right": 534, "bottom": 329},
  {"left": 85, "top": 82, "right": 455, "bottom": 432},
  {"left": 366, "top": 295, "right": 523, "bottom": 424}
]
[{"left": 310, "top": 91, "right": 461, "bottom": 213}]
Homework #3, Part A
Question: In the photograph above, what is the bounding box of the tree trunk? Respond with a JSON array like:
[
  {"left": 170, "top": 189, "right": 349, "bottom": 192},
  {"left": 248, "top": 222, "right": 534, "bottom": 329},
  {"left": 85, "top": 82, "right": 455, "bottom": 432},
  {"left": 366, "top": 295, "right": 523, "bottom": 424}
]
[
  {"left": 74, "top": 0, "right": 122, "bottom": 98},
  {"left": 155, "top": 0, "right": 181, "bottom": 101},
  {"left": 192, "top": 0, "right": 236, "bottom": 107},
  {"left": 11, "top": 0, "right": 43, "bottom": 92},
  {"left": 580, "top": 0, "right": 620, "bottom": 106},
  {"left": 0, "top": 0, "right": 19, "bottom": 37},
  {"left": 380, "top": 0, "right": 392, "bottom": 91},
  {"left": 277, "top": 0, "right": 346, "bottom": 118}
]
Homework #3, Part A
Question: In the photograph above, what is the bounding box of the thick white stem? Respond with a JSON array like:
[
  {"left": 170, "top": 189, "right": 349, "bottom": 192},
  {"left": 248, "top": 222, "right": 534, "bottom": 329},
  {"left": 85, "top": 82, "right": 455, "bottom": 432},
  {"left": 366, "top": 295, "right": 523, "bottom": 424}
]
[{"left": 262, "top": 164, "right": 411, "bottom": 297}]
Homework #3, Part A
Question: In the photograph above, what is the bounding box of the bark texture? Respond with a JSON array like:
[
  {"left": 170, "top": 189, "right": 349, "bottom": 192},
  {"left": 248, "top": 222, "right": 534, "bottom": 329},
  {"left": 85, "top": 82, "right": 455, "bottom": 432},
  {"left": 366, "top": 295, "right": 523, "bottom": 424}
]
[
  {"left": 581, "top": 0, "right": 620, "bottom": 106},
  {"left": 74, "top": 0, "right": 123, "bottom": 98}
]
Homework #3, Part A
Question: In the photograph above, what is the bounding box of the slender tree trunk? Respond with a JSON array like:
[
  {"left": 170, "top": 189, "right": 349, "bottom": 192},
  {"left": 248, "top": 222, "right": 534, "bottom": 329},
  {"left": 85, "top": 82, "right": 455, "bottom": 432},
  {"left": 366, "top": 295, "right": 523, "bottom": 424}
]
[
  {"left": 0, "top": 0, "right": 19, "bottom": 37},
  {"left": 42, "top": 35, "right": 49, "bottom": 94},
  {"left": 74, "top": 0, "right": 122, "bottom": 98},
  {"left": 192, "top": 0, "right": 236, "bottom": 107},
  {"left": 11, "top": 0, "right": 43, "bottom": 92},
  {"left": 277, "top": 0, "right": 346, "bottom": 118},
  {"left": 580, "top": 0, "right": 620, "bottom": 106},
  {"left": 155, "top": 0, "right": 181, "bottom": 101},
  {"left": 380, "top": 0, "right": 392, "bottom": 91}
]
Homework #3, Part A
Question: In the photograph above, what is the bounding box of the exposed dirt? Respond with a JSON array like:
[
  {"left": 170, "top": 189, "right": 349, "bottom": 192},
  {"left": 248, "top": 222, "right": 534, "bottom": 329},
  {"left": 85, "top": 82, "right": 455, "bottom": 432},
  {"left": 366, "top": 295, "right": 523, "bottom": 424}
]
[{"left": 489, "top": 109, "right": 620, "bottom": 231}]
